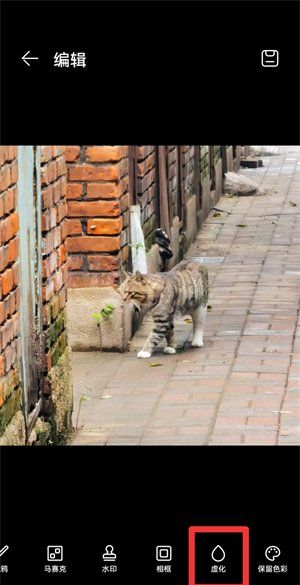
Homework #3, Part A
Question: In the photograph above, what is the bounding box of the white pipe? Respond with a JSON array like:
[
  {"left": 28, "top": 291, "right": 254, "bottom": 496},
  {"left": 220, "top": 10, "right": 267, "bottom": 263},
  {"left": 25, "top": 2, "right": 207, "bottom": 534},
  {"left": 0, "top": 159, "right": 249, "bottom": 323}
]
[{"left": 130, "top": 205, "right": 148, "bottom": 274}]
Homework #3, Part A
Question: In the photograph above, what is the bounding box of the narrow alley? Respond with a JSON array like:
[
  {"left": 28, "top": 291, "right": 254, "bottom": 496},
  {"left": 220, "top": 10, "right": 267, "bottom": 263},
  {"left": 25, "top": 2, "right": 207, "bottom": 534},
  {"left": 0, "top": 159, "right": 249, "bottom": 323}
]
[{"left": 71, "top": 147, "right": 300, "bottom": 446}]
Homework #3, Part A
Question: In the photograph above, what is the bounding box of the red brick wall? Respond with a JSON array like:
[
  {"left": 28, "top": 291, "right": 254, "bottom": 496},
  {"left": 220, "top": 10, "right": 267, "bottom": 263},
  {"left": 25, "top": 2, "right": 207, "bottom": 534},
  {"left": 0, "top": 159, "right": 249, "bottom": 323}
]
[
  {"left": 65, "top": 146, "right": 129, "bottom": 287},
  {"left": 40, "top": 146, "right": 69, "bottom": 410},
  {"left": 0, "top": 146, "right": 21, "bottom": 435}
]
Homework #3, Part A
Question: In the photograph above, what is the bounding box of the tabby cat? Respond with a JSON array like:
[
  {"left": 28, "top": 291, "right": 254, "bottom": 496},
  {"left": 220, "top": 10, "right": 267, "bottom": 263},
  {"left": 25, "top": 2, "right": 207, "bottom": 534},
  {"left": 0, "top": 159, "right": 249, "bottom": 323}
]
[{"left": 120, "top": 260, "right": 209, "bottom": 358}]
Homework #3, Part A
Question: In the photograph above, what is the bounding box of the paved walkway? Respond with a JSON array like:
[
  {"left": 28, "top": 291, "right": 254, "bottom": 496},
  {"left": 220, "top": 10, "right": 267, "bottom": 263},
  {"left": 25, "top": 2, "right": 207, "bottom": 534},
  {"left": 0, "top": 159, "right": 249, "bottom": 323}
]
[{"left": 71, "top": 147, "right": 300, "bottom": 445}]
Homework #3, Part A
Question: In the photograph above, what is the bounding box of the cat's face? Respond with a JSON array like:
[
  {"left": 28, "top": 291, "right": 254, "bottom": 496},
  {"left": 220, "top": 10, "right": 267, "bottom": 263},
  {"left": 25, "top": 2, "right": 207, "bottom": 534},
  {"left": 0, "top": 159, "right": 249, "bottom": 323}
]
[{"left": 120, "top": 272, "right": 155, "bottom": 312}]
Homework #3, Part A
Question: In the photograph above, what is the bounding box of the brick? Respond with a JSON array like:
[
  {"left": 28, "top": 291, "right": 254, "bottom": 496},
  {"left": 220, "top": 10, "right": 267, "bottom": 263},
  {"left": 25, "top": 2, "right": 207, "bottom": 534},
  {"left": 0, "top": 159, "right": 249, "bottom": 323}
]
[
  {"left": 41, "top": 166, "right": 49, "bottom": 186},
  {"left": 0, "top": 356, "right": 4, "bottom": 376},
  {"left": 42, "top": 258, "right": 51, "bottom": 279},
  {"left": 10, "top": 212, "right": 19, "bottom": 237},
  {"left": 6, "top": 146, "right": 17, "bottom": 162},
  {"left": 42, "top": 210, "right": 50, "bottom": 232},
  {"left": 0, "top": 148, "right": 5, "bottom": 166},
  {"left": 66, "top": 219, "right": 82, "bottom": 235},
  {"left": 87, "top": 255, "right": 119, "bottom": 271},
  {"left": 121, "top": 244, "right": 129, "bottom": 261},
  {"left": 58, "top": 286, "right": 67, "bottom": 309},
  {"left": 60, "top": 219, "right": 68, "bottom": 241},
  {"left": 67, "top": 255, "right": 84, "bottom": 270},
  {"left": 50, "top": 207, "right": 57, "bottom": 229},
  {"left": 42, "top": 186, "right": 53, "bottom": 209},
  {"left": 3, "top": 187, "right": 15, "bottom": 214},
  {"left": 86, "top": 146, "right": 125, "bottom": 163},
  {"left": 2, "top": 215, "right": 14, "bottom": 243},
  {"left": 11, "top": 313, "right": 19, "bottom": 337},
  {"left": 42, "top": 231, "right": 54, "bottom": 255},
  {"left": 6, "top": 291, "right": 15, "bottom": 316},
  {"left": 42, "top": 280, "right": 55, "bottom": 301},
  {"left": 0, "top": 248, "right": 5, "bottom": 272},
  {"left": 66, "top": 236, "right": 120, "bottom": 253},
  {"left": 4, "top": 342, "right": 16, "bottom": 372},
  {"left": 42, "top": 304, "right": 52, "bottom": 327},
  {"left": 12, "top": 261, "right": 20, "bottom": 286},
  {"left": 120, "top": 193, "right": 130, "bottom": 212},
  {"left": 65, "top": 146, "right": 81, "bottom": 162},
  {"left": 1, "top": 269, "right": 14, "bottom": 296},
  {"left": 61, "top": 175, "right": 67, "bottom": 197},
  {"left": 0, "top": 195, "right": 4, "bottom": 218},
  {"left": 56, "top": 156, "right": 67, "bottom": 177},
  {"left": 48, "top": 160, "right": 58, "bottom": 183},
  {"left": 67, "top": 183, "right": 83, "bottom": 200},
  {"left": 53, "top": 178, "right": 63, "bottom": 203},
  {"left": 14, "top": 287, "right": 20, "bottom": 310},
  {"left": 62, "top": 263, "right": 68, "bottom": 284},
  {"left": 1, "top": 320, "right": 14, "bottom": 350},
  {"left": 49, "top": 250, "right": 58, "bottom": 273},
  {"left": 68, "top": 272, "right": 120, "bottom": 288},
  {"left": 57, "top": 200, "right": 68, "bottom": 223},
  {"left": 57, "top": 244, "right": 66, "bottom": 266},
  {"left": 86, "top": 182, "right": 120, "bottom": 199},
  {"left": 68, "top": 200, "right": 120, "bottom": 217},
  {"left": 7, "top": 238, "right": 18, "bottom": 264},
  {"left": 53, "top": 226, "right": 62, "bottom": 248},
  {"left": 52, "top": 146, "right": 65, "bottom": 158},
  {"left": 0, "top": 302, "right": 6, "bottom": 325},
  {"left": 54, "top": 269, "right": 63, "bottom": 292},
  {"left": 0, "top": 165, "right": 11, "bottom": 192},
  {"left": 87, "top": 217, "right": 123, "bottom": 235},
  {"left": 68, "top": 164, "right": 119, "bottom": 182},
  {"left": 41, "top": 146, "right": 52, "bottom": 163},
  {"left": 50, "top": 295, "right": 60, "bottom": 319}
]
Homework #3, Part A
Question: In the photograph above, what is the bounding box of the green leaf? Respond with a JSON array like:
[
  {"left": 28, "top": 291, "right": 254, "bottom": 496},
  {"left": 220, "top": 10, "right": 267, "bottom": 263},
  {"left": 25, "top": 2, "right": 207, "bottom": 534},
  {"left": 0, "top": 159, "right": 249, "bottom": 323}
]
[
  {"left": 80, "top": 395, "right": 91, "bottom": 403},
  {"left": 92, "top": 312, "right": 103, "bottom": 323},
  {"left": 147, "top": 363, "right": 163, "bottom": 367},
  {"left": 236, "top": 223, "right": 247, "bottom": 228}
]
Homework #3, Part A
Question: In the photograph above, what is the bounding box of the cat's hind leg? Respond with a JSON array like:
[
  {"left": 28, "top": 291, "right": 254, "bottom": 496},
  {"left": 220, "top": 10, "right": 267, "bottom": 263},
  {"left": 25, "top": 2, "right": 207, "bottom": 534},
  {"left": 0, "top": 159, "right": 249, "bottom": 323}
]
[{"left": 191, "top": 304, "right": 207, "bottom": 347}]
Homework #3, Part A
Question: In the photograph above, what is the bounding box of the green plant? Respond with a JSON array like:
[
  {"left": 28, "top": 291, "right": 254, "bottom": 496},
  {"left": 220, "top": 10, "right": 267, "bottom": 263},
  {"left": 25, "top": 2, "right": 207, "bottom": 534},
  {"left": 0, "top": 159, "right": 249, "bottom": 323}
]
[
  {"left": 129, "top": 241, "right": 146, "bottom": 251},
  {"left": 75, "top": 394, "right": 91, "bottom": 431},
  {"left": 92, "top": 303, "right": 116, "bottom": 324}
]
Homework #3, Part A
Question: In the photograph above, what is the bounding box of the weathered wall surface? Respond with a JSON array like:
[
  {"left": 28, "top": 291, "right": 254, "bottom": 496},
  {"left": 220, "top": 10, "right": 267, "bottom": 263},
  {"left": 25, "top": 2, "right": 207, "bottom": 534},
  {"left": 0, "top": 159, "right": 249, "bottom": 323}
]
[
  {"left": 40, "top": 146, "right": 72, "bottom": 443},
  {"left": 0, "top": 146, "right": 23, "bottom": 444}
]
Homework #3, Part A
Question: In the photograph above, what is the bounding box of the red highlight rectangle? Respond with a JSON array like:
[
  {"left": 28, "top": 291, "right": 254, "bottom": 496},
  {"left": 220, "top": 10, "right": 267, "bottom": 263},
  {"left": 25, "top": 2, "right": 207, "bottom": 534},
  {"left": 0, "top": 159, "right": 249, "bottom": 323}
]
[{"left": 188, "top": 526, "right": 249, "bottom": 585}]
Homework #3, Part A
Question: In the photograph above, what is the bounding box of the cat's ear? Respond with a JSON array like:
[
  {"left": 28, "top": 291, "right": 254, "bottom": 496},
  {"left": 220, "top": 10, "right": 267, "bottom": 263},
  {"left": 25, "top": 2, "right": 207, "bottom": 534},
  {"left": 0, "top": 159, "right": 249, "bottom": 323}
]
[{"left": 135, "top": 271, "right": 144, "bottom": 282}]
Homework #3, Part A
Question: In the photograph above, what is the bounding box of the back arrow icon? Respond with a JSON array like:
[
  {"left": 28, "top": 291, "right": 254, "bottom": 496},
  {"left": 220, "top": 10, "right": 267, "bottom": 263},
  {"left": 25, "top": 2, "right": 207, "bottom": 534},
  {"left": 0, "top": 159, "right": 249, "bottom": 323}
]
[{"left": 22, "top": 50, "right": 39, "bottom": 66}]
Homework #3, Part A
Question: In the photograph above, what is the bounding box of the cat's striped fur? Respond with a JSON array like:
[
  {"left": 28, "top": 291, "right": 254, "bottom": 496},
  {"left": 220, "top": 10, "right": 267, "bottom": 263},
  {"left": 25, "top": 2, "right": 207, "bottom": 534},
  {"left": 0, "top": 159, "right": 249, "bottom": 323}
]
[{"left": 120, "top": 260, "right": 209, "bottom": 358}]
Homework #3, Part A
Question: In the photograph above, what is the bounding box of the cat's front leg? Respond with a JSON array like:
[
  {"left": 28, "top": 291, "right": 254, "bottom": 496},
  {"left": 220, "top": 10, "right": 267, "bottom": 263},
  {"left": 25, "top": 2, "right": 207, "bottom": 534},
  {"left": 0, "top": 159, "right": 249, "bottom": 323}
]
[
  {"left": 137, "top": 334, "right": 156, "bottom": 359},
  {"left": 137, "top": 319, "right": 172, "bottom": 358},
  {"left": 164, "top": 321, "right": 176, "bottom": 354}
]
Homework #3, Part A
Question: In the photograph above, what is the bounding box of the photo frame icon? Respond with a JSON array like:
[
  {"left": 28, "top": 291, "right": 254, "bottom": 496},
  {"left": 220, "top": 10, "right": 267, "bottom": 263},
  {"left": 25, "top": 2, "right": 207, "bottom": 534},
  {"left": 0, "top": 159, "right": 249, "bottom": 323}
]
[
  {"left": 156, "top": 545, "right": 172, "bottom": 562},
  {"left": 261, "top": 50, "right": 279, "bottom": 68}
]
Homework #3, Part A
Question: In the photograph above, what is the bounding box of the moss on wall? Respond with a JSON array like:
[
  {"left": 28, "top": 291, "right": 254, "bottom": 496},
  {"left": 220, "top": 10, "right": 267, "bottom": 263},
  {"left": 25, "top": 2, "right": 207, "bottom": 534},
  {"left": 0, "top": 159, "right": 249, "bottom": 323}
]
[
  {"left": 0, "top": 410, "right": 26, "bottom": 445},
  {"left": 48, "top": 346, "right": 73, "bottom": 445}
]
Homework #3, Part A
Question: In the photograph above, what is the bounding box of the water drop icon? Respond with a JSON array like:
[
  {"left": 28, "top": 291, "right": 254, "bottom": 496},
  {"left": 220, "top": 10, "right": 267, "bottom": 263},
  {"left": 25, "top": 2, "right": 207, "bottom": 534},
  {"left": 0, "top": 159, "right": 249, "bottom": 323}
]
[{"left": 211, "top": 545, "right": 226, "bottom": 562}]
